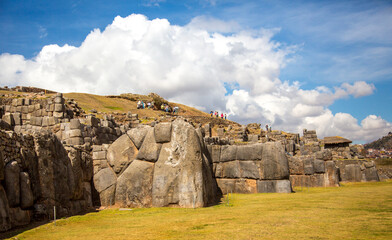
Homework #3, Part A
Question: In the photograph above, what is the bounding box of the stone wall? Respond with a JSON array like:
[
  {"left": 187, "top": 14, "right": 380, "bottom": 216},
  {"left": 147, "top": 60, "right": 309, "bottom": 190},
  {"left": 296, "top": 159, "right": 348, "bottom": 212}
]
[
  {"left": 288, "top": 150, "right": 340, "bottom": 188},
  {"left": 0, "top": 129, "right": 93, "bottom": 232},
  {"left": 334, "top": 160, "right": 379, "bottom": 182},
  {"left": 208, "top": 142, "right": 292, "bottom": 194},
  {"left": 92, "top": 118, "right": 219, "bottom": 208}
]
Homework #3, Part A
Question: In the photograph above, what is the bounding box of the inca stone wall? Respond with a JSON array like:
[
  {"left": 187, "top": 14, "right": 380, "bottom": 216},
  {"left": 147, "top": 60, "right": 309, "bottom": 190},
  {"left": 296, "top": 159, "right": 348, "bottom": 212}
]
[
  {"left": 0, "top": 129, "right": 93, "bottom": 232},
  {"left": 208, "top": 142, "right": 292, "bottom": 194},
  {"left": 334, "top": 160, "right": 379, "bottom": 182},
  {"left": 92, "top": 118, "right": 219, "bottom": 208}
]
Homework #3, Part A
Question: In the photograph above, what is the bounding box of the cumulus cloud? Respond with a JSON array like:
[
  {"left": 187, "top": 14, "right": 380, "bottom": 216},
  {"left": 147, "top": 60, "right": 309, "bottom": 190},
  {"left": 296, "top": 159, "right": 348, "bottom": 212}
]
[{"left": 0, "top": 14, "right": 390, "bottom": 143}]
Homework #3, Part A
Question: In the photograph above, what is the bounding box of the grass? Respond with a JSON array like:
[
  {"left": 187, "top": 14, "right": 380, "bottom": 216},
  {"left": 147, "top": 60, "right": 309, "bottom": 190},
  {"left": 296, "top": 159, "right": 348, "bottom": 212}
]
[{"left": 6, "top": 181, "right": 392, "bottom": 240}]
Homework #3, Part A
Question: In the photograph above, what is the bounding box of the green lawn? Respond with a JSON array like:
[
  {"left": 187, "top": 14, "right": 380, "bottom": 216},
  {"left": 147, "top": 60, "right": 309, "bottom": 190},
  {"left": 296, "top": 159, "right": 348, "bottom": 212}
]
[{"left": 8, "top": 181, "right": 392, "bottom": 240}]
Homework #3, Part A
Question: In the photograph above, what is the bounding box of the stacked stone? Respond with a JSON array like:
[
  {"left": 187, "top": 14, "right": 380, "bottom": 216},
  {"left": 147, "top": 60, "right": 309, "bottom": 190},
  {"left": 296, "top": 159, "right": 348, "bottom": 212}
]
[
  {"left": 1, "top": 94, "right": 68, "bottom": 134},
  {"left": 302, "top": 129, "right": 318, "bottom": 144},
  {"left": 334, "top": 160, "right": 379, "bottom": 182},
  {"left": 208, "top": 142, "right": 292, "bottom": 194},
  {"left": 288, "top": 149, "right": 340, "bottom": 188},
  {"left": 0, "top": 130, "right": 37, "bottom": 231},
  {"left": 125, "top": 112, "right": 140, "bottom": 128},
  {"left": 92, "top": 119, "right": 219, "bottom": 208}
]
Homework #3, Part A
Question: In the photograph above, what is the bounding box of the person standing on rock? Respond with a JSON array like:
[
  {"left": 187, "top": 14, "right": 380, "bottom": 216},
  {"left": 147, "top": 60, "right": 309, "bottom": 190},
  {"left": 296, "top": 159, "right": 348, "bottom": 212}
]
[
  {"left": 224, "top": 114, "right": 227, "bottom": 120},
  {"left": 210, "top": 111, "right": 213, "bottom": 117}
]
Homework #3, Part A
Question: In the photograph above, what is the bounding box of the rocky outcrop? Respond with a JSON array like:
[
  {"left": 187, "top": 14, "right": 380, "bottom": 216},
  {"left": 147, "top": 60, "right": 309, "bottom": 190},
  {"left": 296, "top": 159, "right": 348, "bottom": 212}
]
[{"left": 334, "top": 160, "right": 380, "bottom": 182}]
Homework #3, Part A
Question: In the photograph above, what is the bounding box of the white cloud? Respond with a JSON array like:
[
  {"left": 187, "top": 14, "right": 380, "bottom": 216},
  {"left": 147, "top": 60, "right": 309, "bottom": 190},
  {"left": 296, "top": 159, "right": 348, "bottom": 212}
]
[
  {"left": 188, "top": 16, "right": 240, "bottom": 33},
  {"left": 142, "top": 0, "right": 166, "bottom": 7},
  {"left": 0, "top": 14, "right": 390, "bottom": 143}
]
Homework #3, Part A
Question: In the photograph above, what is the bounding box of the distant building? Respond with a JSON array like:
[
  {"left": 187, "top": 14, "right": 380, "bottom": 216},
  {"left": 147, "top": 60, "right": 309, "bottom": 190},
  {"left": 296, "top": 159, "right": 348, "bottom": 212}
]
[{"left": 322, "top": 136, "right": 352, "bottom": 149}]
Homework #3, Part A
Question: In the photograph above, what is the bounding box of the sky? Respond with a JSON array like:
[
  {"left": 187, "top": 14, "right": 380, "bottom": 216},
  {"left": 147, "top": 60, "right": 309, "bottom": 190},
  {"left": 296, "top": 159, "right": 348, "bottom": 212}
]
[{"left": 0, "top": 0, "right": 391, "bottom": 143}]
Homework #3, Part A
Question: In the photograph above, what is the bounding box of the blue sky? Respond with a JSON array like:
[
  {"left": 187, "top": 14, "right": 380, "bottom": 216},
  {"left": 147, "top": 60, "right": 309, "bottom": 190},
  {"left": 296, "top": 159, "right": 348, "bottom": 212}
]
[{"left": 0, "top": 0, "right": 391, "bottom": 142}]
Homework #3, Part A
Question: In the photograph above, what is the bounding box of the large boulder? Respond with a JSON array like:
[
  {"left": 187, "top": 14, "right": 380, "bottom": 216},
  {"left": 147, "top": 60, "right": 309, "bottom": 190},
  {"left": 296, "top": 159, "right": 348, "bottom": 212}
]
[
  {"left": 4, "top": 161, "right": 20, "bottom": 207},
  {"left": 259, "top": 142, "right": 289, "bottom": 180},
  {"left": 324, "top": 161, "right": 340, "bottom": 187},
  {"left": 136, "top": 128, "right": 162, "bottom": 162},
  {"left": 154, "top": 122, "right": 172, "bottom": 143},
  {"left": 152, "top": 119, "right": 216, "bottom": 208},
  {"left": 288, "top": 156, "right": 304, "bottom": 175},
  {"left": 115, "top": 160, "right": 154, "bottom": 207},
  {"left": 20, "top": 172, "right": 34, "bottom": 209},
  {"left": 93, "top": 168, "right": 117, "bottom": 193},
  {"left": 107, "top": 134, "right": 138, "bottom": 174},
  {"left": 127, "top": 125, "right": 151, "bottom": 149}
]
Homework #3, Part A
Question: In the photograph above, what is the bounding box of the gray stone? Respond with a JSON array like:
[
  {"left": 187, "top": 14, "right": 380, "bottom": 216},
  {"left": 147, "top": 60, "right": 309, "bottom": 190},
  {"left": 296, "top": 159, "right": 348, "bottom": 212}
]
[
  {"left": 257, "top": 180, "right": 292, "bottom": 193},
  {"left": 313, "top": 159, "right": 325, "bottom": 173},
  {"left": 221, "top": 161, "right": 240, "bottom": 178},
  {"left": 12, "top": 113, "right": 22, "bottom": 125},
  {"left": 324, "top": 161, "right": 340, "bottom": 187},
  {"left": 67, "top": 137, "right": 84, "bottom": 145},
  {"left": 345, "top": 164, "right": 362, "bottom": 182},
  {"left": 92, "top": 151, "right": 106, "bottom": 160},
  {"left": 152, "top": 119, "right": 216, "bottom": 208},
  {"left": 303, "top": 157, "right": 314, "bottom": 175},
  {"left": 209, "top": 145, "right": 221, "bottom": 163},
  {"left": 216, "top": 178, "right": 235, "bottom": 195},
  {"left": 238, "top": 161, "right": 260, "bottom": 179},
  {"left": 2, "top": 113, "right": 14, "bottom": 126},
  {"left": 54, "top": 104, "right": 64, "bottom": 112},
  {"left": 70, "top": 119, "right": 81, "bottom": 129},
  {"left": 259, "top": 142, "right": 290, "bottom": 180},
  {"left": 363, "top": 167, "right": 379, "bottom": 181},
  {"left": 127, "top": 125, "right": 151, "bottom": 149},
  {"left": 69, "top": 129, "right": 82, "bottom": 138},
  {"left": 93, "top": 168, "right": 117, "bottom": 193},
  {"left": 107, "top": 134, "right": 138, "bottom": 174},
  {"left": 136, "top": 128, "right": 162, "bottom": 162},
  {"left": 115, "top": 160, "right": 154, "bottom": 207},
  {"left": 288, "top": 156, "right": 304, "bottom": 175},
  {"left": 154, "top": 122, "right": 172, "bottom": 143},
  {"left": 5, "top": 161, "right": 20, "bottom": 207},
  {"left": 233, "top": 179, "right": 257, "bottom": 194},
  {"left": 19, "top": 172, "right": 34, "bottom": 209},
  {"left": 236, "top": 144, "right": 262, "bottom": 160},
  {"left": 220, "top": 145, "right": 237, "bottom": 162}
]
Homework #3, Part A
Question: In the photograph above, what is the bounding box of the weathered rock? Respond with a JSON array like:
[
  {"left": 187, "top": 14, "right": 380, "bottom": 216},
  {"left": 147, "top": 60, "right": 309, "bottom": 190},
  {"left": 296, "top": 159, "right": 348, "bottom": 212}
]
[
  {"left": 152, "top": 119, "right": 216, "bottom": 208},
  {"left": 209, "top": 145, "right": 221, "bottom": 163},
  {"left": 0, "top": 151, "right": 4, "bottom": 180},
  {"left": 136, "top": 128, "right": 162, "bottom": 162},
  {"left": 0, "top": 186, "right": 11, "bottom": 232},
  {"left": 313, "top": 159, "right": 325, "bottom": 173},
  {"left": 127, "top": 125, "right": 151, "bottom": 149},
  {"left": 363, "top": 167, "right": 379, "bottom": 181},
  {"left": 154, "top": 122, "right": 172, "bottom": 143},
  {"left": 20, "top": 172, "right": 34, "bottom": 209},
  {"left": 324, "top": 161, "right": 339, "bottom": 187},
  {"left": 83, "top": 182, "right": 93, "bottom": 208},
  {"left": 257, "top": 180, "right": 292, "bottom": 193},
  {"left": 216, "top": 178, "right": 235, "bottom": 195},
  {"left": 70, "top": 119, "right": 81, "bottom": 129},
  {"left": 288, "top": 156, "right": 303, "bottom": 175},
  {"left": 259, "top": 142, "right": 290, "bottom": 180},
  {"left": 236, "top": 144, "right": 262, "bottom": 160},
  {"left": 303, "top": 157, "right": 314, "bottom": 175},
  {"left": 4, "top": 161, "right": 20, "bottom": 207},
  {"left": 220, "top": 161, "right": 240, "bottom": 178},
  {"left": 238, "top": 161, "right": 260, "bottom": 179},
  {"left": 345, "top": 164, "right": 362, "bottom": 182},
  {"left": 67, "top": 148, "right": 84, "bottom": 200},
  {"left": 9, "top": 207, "right": 31, "bottom": 227},
  {"left": 220, "top": 145, "right": 237, "bottom": 162},
  {"left": 234, "top": 179, "right": 257, "bottom": 194},
  {"left": 107, "top": 134, "right": 138, "bottom": 174},
  {"left": 99, "top": 185, "right": 116, "bottom": 206},
  {"left": 93, "top": 168, "right": 117, "bottom": 193},
  {"left": 115, "top": 160, "right": 154, "bottom": 207}
]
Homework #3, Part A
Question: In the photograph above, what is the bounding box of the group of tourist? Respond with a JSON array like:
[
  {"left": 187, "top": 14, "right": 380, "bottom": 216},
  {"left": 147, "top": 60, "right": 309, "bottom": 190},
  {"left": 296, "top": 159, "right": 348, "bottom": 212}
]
[
  {"left": 137, "top": 100, "right": 154, "bottom": 109},
  {"left": 161, "top": 104, "right": 179, "bottom": 114},
  {"left": 137, "top": 100, "right": 179, "bottom": 114},
  {"left": 210, "top": 111, "right": 227, "bottom": 120}
]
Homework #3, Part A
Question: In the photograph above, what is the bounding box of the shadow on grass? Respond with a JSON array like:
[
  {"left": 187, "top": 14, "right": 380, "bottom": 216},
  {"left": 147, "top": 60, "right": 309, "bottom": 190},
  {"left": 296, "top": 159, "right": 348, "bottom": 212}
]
[{"left": 0, "top": 209, "right": 99, "bottom": 239}]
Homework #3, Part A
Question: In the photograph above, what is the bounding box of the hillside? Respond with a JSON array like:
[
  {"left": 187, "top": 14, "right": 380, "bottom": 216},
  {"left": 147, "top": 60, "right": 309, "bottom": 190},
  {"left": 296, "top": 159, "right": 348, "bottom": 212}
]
[
  {"left": 364, "top": 132, "right": 392, "bottom": 150},
  {"left": 0, "top": 87, "right": 240, "bottom": 129}
]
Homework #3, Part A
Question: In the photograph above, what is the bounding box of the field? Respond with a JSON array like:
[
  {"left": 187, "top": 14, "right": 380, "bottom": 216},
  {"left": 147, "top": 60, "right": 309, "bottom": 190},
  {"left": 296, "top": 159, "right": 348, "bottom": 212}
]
[{"left": 5, "top": 181, "right": 392, "bottom": 240}]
